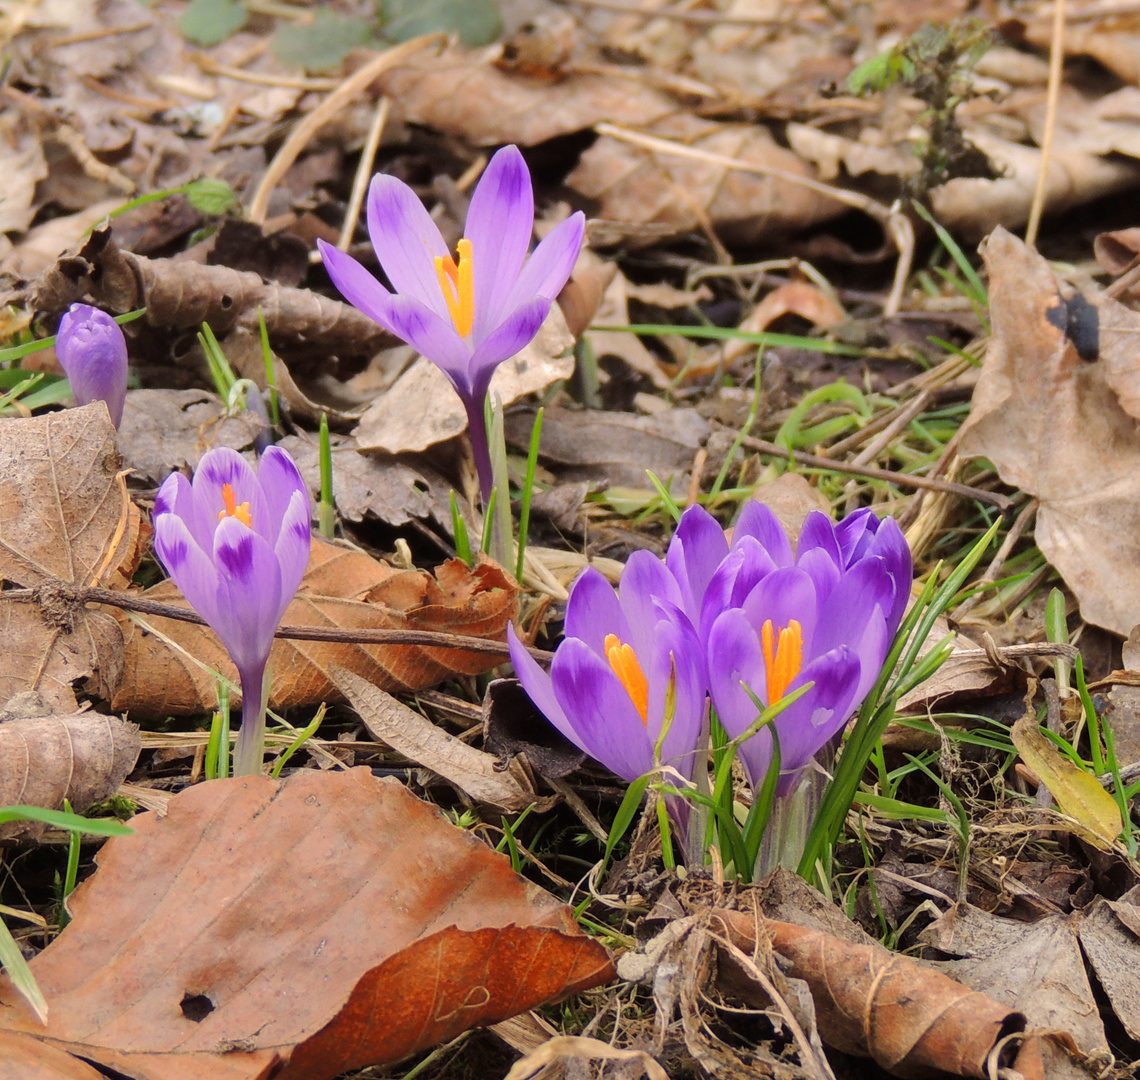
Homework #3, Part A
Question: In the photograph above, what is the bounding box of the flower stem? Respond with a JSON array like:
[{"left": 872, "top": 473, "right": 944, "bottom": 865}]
[
  {"left": 232, "top": 665, "right": 269, "bottom": 777},
  {"left": 464, "top": 395, "right": 495, "bottom": 506}
]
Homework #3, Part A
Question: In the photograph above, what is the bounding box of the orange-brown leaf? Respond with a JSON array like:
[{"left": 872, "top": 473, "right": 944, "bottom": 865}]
[{"left": 0, "top": 768, "right": 614, "bottom": 1080}]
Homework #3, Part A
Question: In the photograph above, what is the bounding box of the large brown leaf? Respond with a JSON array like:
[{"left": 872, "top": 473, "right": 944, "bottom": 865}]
[
  {"left": 0, "top": 768, "right": 614, "bottom": 1079},
  {"left": 112, "top": 539, "right": 517, "bottom": 716},
  {"left": 958, "top": 227, "right": 1140, "bottom": 634},
  {"left": 0, "top": 404, "right": 139, "bottom": 710}
]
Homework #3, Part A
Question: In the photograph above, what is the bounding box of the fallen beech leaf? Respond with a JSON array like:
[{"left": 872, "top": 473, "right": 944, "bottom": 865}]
[
  {"left": 567, "top": 115, "right": 843, "bottom": 248},
  {"left": 921, "top": 904, "right": 1109, "bottom": 1064},
  {"left": 504, "top": 405, "right": 709, "bottom": 488},
  {"left": 352, "top": 307, "right": 574, "bottom": 455},
  {"left": 1010, "top": 716, "right": 1121, "bottom": 847},
  {"left": 0, "top": 404, "right": 137, "bottom": 711},
  {"left": 372, "top": 44, "right": 674, "bottom": 146},
  {"left": 0, "top": 1031, "right": 107, "bottom": 1080},
  {"left": 958, "top": 227, "right": 1140, "bottom": 633},
  {"left": 0, "top": 768, "right": 614, "bottom": 1079},
  {"left": 330, "top": 667, "right": 545, "bottom": 811},
  {"left": 112, "top": 540, "right": 517, "bottom": 717},
  {"left": 0, "top": 712, "right": 139, "bottom": 839},
  {"left": 717, "top": 910, "right": 1025, "bottom": 1079},
  {"left": 1078, "top": 888, "right": 1140, "bottom": 1042}
]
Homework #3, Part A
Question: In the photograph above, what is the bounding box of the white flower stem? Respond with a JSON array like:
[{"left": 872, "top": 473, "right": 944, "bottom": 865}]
[{"left": 231, "top": 664, "right": 270, "bottom": 778}]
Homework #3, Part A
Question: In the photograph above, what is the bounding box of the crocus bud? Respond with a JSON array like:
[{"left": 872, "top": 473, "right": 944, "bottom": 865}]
[{"left": 55, "top": 304, "right": 128, "bottom": 428}]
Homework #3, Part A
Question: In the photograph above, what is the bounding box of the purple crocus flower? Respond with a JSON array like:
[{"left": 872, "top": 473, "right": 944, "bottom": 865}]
[
  {"left": 152, "top": 446, "right": 312, "bottom": 777},
  {"left": 318, "top": 146, "right": 585, "bottom": 502},
  {"left": 507, "top": 554, "right": 705, "bottom": 791},
  {"left": 55, "top": 304, "right": 128, "bottom": 428},
  {"left": 704, "top": 503, "right": 911, "bottom": 794}
]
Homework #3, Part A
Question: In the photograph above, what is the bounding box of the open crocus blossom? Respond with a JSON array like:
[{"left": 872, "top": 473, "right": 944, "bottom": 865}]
[
  {"left": 55, "top": 304, "right": 128, "bottom": 428},
  {"left": 508, "top": 555, "right": 705, "bottom": 795},
  {"left": 703, "top": 503, "right": 911, "bottom": 795},
  {"left": 317, "top": 146, "right": 585, "bottom": 501},
  {"left": 153, "top": 446, "right": 312, "bottom": 776}
]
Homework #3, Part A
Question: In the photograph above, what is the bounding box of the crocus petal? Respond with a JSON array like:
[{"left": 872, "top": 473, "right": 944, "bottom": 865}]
[
  {"left": 813, "top": 559, "right": 893, "bottom": 703},
  {"left": 773, "top": 647, "right": 861, "bottom": 788},
  {"left": 835, "top": 508, "right": 877, "bottom": 565},
  {"left": 318, "top": 241, "right": 400, "bottom": 336},
  {"left": 646, "top": 617, "right": 705, "bottom": 779},
  {"left": 468, "top": 296, "right": 551, "bottom": 386},
  {"left": 796, "top": 546, "right": 842, "bottom": 609},
  {"left": 796, "top": 511, "right": 842, "bottom": 567},
  {"left": 153, "top": 513, "right": 221, "bottom": 630},
  {"left": 666, "top": 505, "right": 729, "bottom": 626},
  {"left": 733, "top": 501, "right": 793, "bottom": 567},
  {"left": 619, "top": 550, "right": 687, "bottom": 661},
  {"left": 257, "top": 445, "right": 309, "bottom": 537},
  {"left": 274, "top": 489, "right": 313, "bottom": 609},
  {"left": 564, "top": 566, "right": 629, "bottom": 657},
  {"left": 740, "top": 566, "right": 820, "bottom": 657},
  {"left": 707, "top": 609, "right": 768, "bottom": 741},
  {"left": 211, "top": 517, "right": 283, "bottom": 671},
  {"left": 866, "top": 517, "right": 912, "bottom": 628},
  {"left": 550, "top": 638, "right": 655, "bottom": 781},
  {"left": 366, "top": 173, "right": 451, "bottom": 318},
  {"left": 465, "top": 146, "right": 534, "bottom": 337},
  {"left": 191, "top": 448, "right": 270, "bottom": 543},
  {"left": 155, "top": 471, "right": 214, "bottom": 556},
  {"left": 699, "top": 536, "right": 777, "bottom": 641},
  {"left": 374, "top": 293, "right": 476, "bottom": 389},
  {"left": 506, "top": 212, "right": 586, "bottom": 311},
  {"left": 56, "top": 305, "right": 128, "bottom": 428},
  {"left": 508, "top": 624, "right": 579, "bottom": 746}
]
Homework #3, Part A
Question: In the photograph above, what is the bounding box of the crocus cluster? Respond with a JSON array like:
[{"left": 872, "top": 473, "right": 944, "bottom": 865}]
[
  {"left": 55, "top": 304, "right": 129, "bottom": 428},
  {"left": 153, "top": 446, "right": 312, "bottom": 777},
  {"left": 319, "top": 145, "right": 585, "bottom": 502},
  {"left": 509, "top": 502, "right": 911, "bottom": 811}
]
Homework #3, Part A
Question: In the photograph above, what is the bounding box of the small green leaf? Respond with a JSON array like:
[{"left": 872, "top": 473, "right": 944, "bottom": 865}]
[
  {"left": 272, "top": 8, "right": 374, "bottom": 72},
  {"left": 178, "top": 0, "right": 248, "bottom": 47},
  {"left": 183, "top": 178, "right": 239, "bottom": 217},
  {"left": 380, "top": 0, "right": 501, "bottom": 47}
]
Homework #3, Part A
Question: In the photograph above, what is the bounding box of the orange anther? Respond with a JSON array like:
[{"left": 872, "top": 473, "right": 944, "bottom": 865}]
[
  {"left": 433, "top": 238, "right": 475, "bottom": 337},
  {"left": 760, "top": 618, "right": 803, "bottom": 704},
  {"left": 604, "top": 633, "right": 649, "bottom": 724},
  {"left": 217, "top": 483, "right": 252, "bottom": 528}
]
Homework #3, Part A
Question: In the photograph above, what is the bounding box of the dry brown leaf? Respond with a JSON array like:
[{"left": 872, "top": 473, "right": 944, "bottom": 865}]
[
  {"left": 568, "top": 115, "right": 843, "bottom": 248},
  {"left": 958, "top": 227, "right": 1140, "bottom": 634},
  {"left": 0, "top": 711, "right": 138, "bottom": 839},
  {"left": 278, "top": 433, "right": 456, "bottom": 529},
  {"left": 1079, "top": 887, "right": 1140, "bottom": 1043},
  {"left": 505, "top": 405, "right": 709, "bottom": 489},
  {"left": 921, "top": 904, "right": 1109, "bottom": 1066},
  {"left": 0, "top": 1031, "right": 108, "bottom": 1080},
  {"left": 373, "top": 45, "right": 674, "bottom": 146},
  {"left": 112, "top": 540, "right": 517, "bottom": 717},
  {"left": 330, "top": 668, "right": 543, "bottom": 811},
  {"left": 117, "top": 390, "right": 268, "bottom": 485},
  {"left": 0, "top": 404, "right": 138, "bottom": 710},
  {"left": 718, "top": 910, "right": 1025, "bottom": 1079},
  {"left": 352, "top": 306, "right": 574, "bottom": 455},
  {"left": 0, "top": 768, "right": 615, "bottom": 1079}
]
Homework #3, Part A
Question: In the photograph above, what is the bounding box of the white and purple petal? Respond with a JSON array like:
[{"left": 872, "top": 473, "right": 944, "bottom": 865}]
[
  {"left": 506, "top": 212, "right": 585, "bottom": 311},
  {"left": 469, "top": 296, "right": 551, "bottom": 378},
  {"left": 273, "top": 489, "right": 313, "bottom": 611},
  {"left": 153, "top": 513, "right": 222, "bottom": 632},
  {"left": 317, "top": 241, "right": 400, "bottom": 337},
  {"left": 211, "top": 517, "right": 283, "bottom": 672},
  {"left": 465, "top": 146, "right": 535, "bottom": 337},
  {"left": 366, "top": 173, "right": 452, "bottom": 318},
  {"left": 258, "top": 445, "right": 309, "bottom": 538},
  {"left": 191, "top": 448, "right": 270, "bottom": 544}
]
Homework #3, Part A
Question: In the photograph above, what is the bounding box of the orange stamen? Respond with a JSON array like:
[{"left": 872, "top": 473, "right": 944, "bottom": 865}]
[
  {"left": 434, "top": 237, "right": 475, "bottom": 338},
  {"left": 761, "top": 618, "right": 803, "bottom": 704},
  {"left": 604, "top": 633, "right": 649, "bottom": 725},
  {"left": 217, "top": 483, "right": 252, "bottom": 528}
]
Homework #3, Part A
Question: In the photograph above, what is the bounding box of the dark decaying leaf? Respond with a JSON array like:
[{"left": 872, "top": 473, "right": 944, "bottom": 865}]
[
  {"left": 0, "top": 767, "right": 615, "bottom": 1080},
  {"left": 482, "top": 678, "right": 587, "bottom": 780}
]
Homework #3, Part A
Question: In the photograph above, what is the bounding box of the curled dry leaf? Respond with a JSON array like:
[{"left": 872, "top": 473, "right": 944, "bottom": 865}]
[
  {"left": 958, "top": 227, "right": 1140, "bottom": 633},
  {"left": 0, "top": 1031, "right": 108, "bottom": 1080},
  {"left": 112, "top": 539, "right": 518, "bottom": 717},
  {"left": 330, "top": 667, "right": 546, "bottom": 811},
  {"left": 0, "top": 768, "right": 615, "bottom": 1080},
  {"left": 716, "top": 910, "right": 1025, "bottom": 1079},
  {"left": 0, "top": 711, "right": 139, "bottom": 839},
  {"left": 0, "top": 404, "right": 140, "bottom": 711}
]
